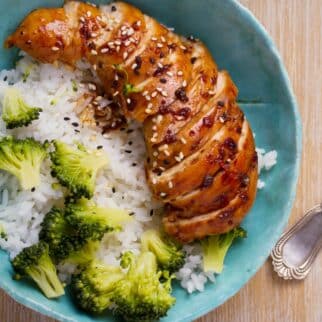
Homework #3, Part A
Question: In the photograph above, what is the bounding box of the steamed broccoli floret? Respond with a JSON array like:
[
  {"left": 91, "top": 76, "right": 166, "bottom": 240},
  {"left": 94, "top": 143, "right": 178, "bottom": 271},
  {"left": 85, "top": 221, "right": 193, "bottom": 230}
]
[
  {"left": 2, "top": 87, "right": 42, "bottom": 129},
  {"left": 65, "top": 198, "right": 132, "bottom": 241},
  {"left": 113, "top": 251, "right": 175, "bottom": 322},
  {"left": 71, "top": 260, "right": 124, "bottom": 314},
  {"left": 0, "top": 136, "right": 47, "bottom": 190},
  {"left": 62, "top": 240, "right": 100, "bottom": 266},
  {"left": 50, "top": 141, "right": 108, "bottom": 199},
  {"left": 201, "top": 227, "right": 247, "bottom": 274},
  {"left": 12, "top": 242, "right": 64, "bottom": 298},
  {"left": 39, "top": 207, "right": 78, "bottom": 262},
  {"left": 141, "top": 229, "right": 185, "bottom": 273}
]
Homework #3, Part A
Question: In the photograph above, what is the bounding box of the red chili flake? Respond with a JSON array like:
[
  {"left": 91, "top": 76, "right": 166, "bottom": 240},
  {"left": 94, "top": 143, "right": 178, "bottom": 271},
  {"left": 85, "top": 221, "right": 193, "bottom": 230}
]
[
  {"left": 153, "top": 64, "right": 171, "bottom": 77},
  {"left": 217, "top": 100, "right": 225, "bottom": 107},
  {"left": 175, "top": 107, "right": 191, "bottom": 120},
  {"left": 164, "top": 131, "right": 176, "bottom": 144},
  {"left": 160, "top": 78, "right": 167, "bottom": 84},
  {"left": 213, "top": 194, "right": 229, "bottom": 208},
  {"left": 236, "top": 126, "right": 242, "bottom": 134},
  {"left": 175, "top": 87, "right": 189, "bottom": 102},
  {"left": 189, "top": 130, "right": 195, "bottom": 137},
  {"left": 239, "top": 174, "right": 250, "bottom": 187},
  {"left": 202, "top": 116, "right": 214, "bottom": 128},
  {"left": 201, "top": 174, "right": 214, "bottom": 188},
  {"left": 159, "top": 105, "right": 171, "bottom": 114},
  {"left": 223, "top": 138, "right": 237, "bottom": 151},
  {"left": 159, "top": 51, "right": 165, "bottom": 58},
  {"left": 239, "top": 192, "right": 249, "bottom": 202},
  {"left": 149, "top": 57, "right": 156, "bottom": 64},
  {"left": 168, "top": 43, "right": 177, "bottom": 50}
]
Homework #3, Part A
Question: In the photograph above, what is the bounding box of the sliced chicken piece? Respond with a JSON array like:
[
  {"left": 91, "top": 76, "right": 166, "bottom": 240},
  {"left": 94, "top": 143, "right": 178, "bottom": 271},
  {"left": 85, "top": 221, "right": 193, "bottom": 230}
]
[{"left": 5, "top": 1, "right": 258, "bottom": 242}]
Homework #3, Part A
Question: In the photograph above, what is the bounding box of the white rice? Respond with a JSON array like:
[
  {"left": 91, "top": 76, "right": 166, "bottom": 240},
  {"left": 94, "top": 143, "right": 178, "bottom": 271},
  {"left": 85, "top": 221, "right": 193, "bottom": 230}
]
[{"left": 0, "top": 54, "right": 277, "bottom": 294}]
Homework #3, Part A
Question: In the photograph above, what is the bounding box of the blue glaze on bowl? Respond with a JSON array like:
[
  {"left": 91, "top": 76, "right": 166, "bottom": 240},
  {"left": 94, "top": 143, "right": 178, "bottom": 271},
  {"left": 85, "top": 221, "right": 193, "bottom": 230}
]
[{"left": 0, "top": 1, "right": 301, "bottom": 321}]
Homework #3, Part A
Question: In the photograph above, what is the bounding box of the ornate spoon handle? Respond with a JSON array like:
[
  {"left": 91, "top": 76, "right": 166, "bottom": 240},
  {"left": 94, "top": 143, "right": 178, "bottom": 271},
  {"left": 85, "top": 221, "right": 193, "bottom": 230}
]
[{"left": 271, "top": 204, "right": 322, "bottom": 280}]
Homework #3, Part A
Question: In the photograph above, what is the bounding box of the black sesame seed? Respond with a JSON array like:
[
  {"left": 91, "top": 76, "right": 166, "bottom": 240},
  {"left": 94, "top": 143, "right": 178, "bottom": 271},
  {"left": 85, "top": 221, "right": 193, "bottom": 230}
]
[
  {"left": 129, "top": 212, "right": 135, "bottom": 216},
  {"left": 190, "top": 57, "right": 198, "bottom": 64},
  {"left": 150, "top": 209, "right": 154, "bottom": 216},
  {"left": 31, "top": 187, "right": 36, "bottom": 192},
  {"left": 112, "top": 187, "right": 116, "bottom": 193},
  {"left": 64, "top": 117, "right": 70, "bottom": 121},
  {"left": 127, "top": 129, "right": 134, "bottom": 134},
  {"left": 72, "top": 122, "right": 79, "bottom": 127},
  {"left": 125, "top": 150, "right": 132, "bottom": 153},
  {"left": 120, "top": 127, "right": 126, "bottom": 131},
  {"left": 160, "top": 78, "right": 167, "bottom": 84},
  {"left": 111, "top": 5, "right": 117, "bottom": 11},
  {"left": 74, "top": 129, "right": 80, "bottom": 133},
  {"left": 132, "top": 163, "right": 137, "bottom": 167},
  {"left": 97, "top": 145, "right": 103, "bottom": 150},
  {"left": 128, "top": 141, "right": 133, "bottom": 146}
]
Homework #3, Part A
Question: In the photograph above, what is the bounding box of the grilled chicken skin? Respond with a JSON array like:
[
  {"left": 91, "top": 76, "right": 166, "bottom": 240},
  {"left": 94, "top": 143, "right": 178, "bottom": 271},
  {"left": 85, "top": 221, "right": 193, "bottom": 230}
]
[{"left": 6, "top": 1, "right": 258, "bottom": 243}]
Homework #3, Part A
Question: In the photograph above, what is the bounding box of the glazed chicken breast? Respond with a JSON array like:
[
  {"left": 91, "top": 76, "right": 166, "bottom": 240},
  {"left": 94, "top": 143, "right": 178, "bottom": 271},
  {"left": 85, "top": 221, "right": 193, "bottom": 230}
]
[{"left": 6, "top": 1, "right": 258, "bottom": 243}]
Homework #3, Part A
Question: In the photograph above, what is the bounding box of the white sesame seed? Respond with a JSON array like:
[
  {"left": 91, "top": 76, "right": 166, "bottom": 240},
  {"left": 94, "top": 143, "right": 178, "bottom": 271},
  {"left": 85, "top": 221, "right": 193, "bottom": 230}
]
[
  {"left": 175, "top": 156, "right": 181, "bottom": 162},
  {"left": 180, "top": 137, "right": 187, "bottom": 144},
  {"left": 208, "top": 90, "right": 216, "bottom": 95},
  {"left": 161, "top": 36, "right": 166, "bottom": 43},
  {"left": 95, "top": 96, "right": 103, "bottom": 101},
  {"left": 123, "top": 52, "right": 128, "bottom": 59},
  {"left": 161, "top": 91, "right": 168, "bottom": 97},
  {"left": 147, "top": 103, "right": 153, "bottom": 109},
  {"left": 142, "top": 91, "right": 148, "bottom": 96},
  {"left": 153, "top": 151, "right": 158, "bottom": 157},
  {"left": 115, "top": 40, "right": 122, "bottom": 46},
  {"left": 146, "top": 95, "right": 151, "bottom": 101},
  {"left": 113, "top": 91, "right": 119, "bottom": 96},
  {"left": 180, "top": 45, "right": 187, "bottom": 50},
  {"left": 91, "top": 32, "right": 98, "bottom": 37},
  {"left": 157, "top": 62, "right": 163, "bottom": 68},
  {"left": 157, "top": 115, "right": 163, "bottom": 123},
  {"left": 151, "top": 37, "right": 158, "bottom": 41},
  {"left": 91, "top": 49, "right": 98, "bottom": 55},
  {"left": 145, "top": 108, "right": 152, "bottom": 114},
  {"left": 179, "top": 152, "right": 184, "bottom": 159},
  {"left": 168, "top": 181, "right": 173, "bottom": 188},
  {"left": 151, "top": 91, "right": 158, "bottom": 98},
  {"left": 153, "top": 161, "right": 158, "bottom": 167},
  {"left": 219, "top": 116, "right": 225, "bottom": 123},
  {"left": 93, "top": 64, "right": 97, "bottom": 70},
  {"left": 177, "top": 70, "right": 183, "bottom": 76},
  {"left": 115, "top": 74, "right": 119, "bottom": 81},
  {"left": 108, "top": 41, "right": 115, "bottom": 46},
  {"left": 156, "top": 87, "right": 163, "bottom": 92},
  {"left": 182, "top": 80, "right": 187, "bottom": 87},
  {"left": 80, "top": 16, "right": 85, "bottom": 22},
  {"left": 131, "top": 63, "right": 138, "bottom": 70},
  {"left": 121, "top": 25, "right": 127, "bottom": 31},
  {"left": 160, "top": 192, "right": 167, "bottom": 197},
  {"left": 116, "top": 46, "right": 120, "bottom": 52},
  {"left": 101, "top": 48, "right": 109, "bottom": 53},
  {"left": 96, "top": 16, "right": 102, "bottom": 21},
  {"left": 164, "top": 150, "right": 170, "bottom": 156},
  {"left": 127, "top": 98, "right": 131, "bottom": 104},
  {"left": 157, "top": 43, "right": 163, "bottom": 48},
  {"left": 129, "top": 37, "right": 136, "bottom": 43},
  {"left": 152, "top": 117, "right": 157, "bottom": 123},
  {"left": 166, "top": 71, "right": 174, "bottom": 77},
  {"left": 137, "top": 20, "right": 142, "bottom": 26},
  {"left": 127, "top": 28, "right": 134, "bottom": 36},
  {"left": 51, "top": 46, "right": 60, "bottom": 51},
  {"left": 121, "top": 30, "right": 127, "bottom": 36},
  {"left": 124, "top": 40, "right": 131, "bottom": 47},
  {"left": 159, "top": 166, "right": 165, "bottom": 171},
  {"left": 87, "top": 11, "right": 92, "bottom": 17},
  {"left": 152, "top": 178, "right": 157, "bottom": 184},
  {"left": 152, "top": 125, "right": 157, "bottom": 131},
  {"left": 88, "top": 83, "right": 96, "bottom": 91}
]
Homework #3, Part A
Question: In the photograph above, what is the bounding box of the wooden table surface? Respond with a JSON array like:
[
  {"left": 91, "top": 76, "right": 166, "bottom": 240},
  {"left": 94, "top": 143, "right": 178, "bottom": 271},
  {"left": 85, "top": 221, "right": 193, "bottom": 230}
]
[{"left": 1, "top": 0, "right": 321, "bottom": 321}]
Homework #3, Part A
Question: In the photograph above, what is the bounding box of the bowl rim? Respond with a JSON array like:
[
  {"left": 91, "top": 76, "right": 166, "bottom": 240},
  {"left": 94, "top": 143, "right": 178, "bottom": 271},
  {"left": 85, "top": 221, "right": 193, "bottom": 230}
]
[{"left": 0, "top": 0, "right": 302, "bottom": 321}]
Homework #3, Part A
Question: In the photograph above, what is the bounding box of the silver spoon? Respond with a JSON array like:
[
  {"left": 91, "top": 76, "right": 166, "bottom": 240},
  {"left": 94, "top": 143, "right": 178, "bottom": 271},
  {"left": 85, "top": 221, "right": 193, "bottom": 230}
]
[{"left": 271, "top": 204, "right": 322, "bottom": 280}]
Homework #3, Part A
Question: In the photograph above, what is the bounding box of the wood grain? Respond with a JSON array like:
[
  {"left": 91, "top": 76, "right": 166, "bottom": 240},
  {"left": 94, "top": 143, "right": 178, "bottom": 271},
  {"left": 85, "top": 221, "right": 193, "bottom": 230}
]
[{"left": 1, "top": 0, "right": 321, "bottom": 321}]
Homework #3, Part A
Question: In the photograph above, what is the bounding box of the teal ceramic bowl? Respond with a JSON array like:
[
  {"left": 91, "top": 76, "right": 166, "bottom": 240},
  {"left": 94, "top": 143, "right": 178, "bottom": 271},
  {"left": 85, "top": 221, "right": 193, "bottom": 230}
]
[{"left": 0, "top": 1, "right": 301, "bottom": 321}]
